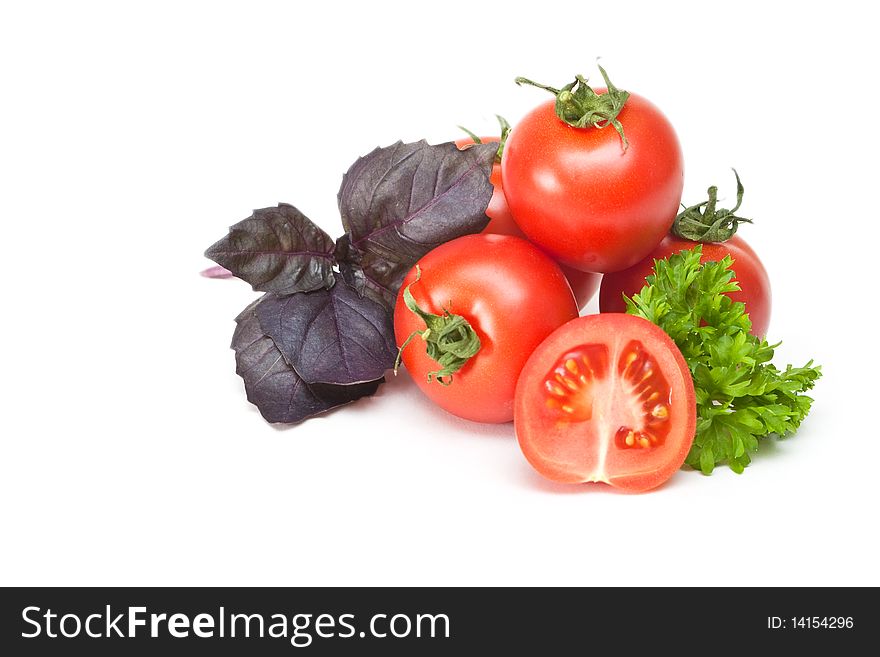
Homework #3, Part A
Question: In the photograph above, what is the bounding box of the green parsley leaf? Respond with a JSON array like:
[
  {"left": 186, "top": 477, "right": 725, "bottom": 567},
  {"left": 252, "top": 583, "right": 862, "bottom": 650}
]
[{"left": 624, "top": 246, "right": 821, "bottom": 475}]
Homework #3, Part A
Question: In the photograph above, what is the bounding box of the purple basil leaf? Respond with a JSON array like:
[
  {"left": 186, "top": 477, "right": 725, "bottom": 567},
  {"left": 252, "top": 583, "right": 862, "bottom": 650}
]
[
  {"left": 200, "top": 265, "right": 233, "bottom": 279},
  {"left": 336, "top": 243, "right": 407, "bottom": 310},
  {"left": 255, "top": 280, "right": 396, "bottom": 386},
  {"left": 205, "top": 203, "right": 335, "bottom": 294},
  {"left": 232, "top": 299, "right": 381, "bottom": 424},
  {"left": 336, "top": 140, "right": 496, "bottom": 307}
]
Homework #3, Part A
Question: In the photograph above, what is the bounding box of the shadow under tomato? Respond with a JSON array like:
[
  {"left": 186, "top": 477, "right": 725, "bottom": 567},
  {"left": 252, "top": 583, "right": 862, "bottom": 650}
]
[{"left": 381, "top": 368, "right": 517, "bottom": 441}]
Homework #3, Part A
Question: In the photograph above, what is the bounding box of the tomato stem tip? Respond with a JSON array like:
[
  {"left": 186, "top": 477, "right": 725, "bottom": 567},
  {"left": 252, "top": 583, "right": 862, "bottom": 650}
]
[{"left": 457, "top": 115, "right": 511, "bottom": 163}]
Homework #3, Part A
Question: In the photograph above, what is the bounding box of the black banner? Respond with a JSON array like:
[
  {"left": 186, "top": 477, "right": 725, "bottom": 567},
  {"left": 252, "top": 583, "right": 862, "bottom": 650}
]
[{"left": 0, "top": 587, "right": 867, "bottom": 654}]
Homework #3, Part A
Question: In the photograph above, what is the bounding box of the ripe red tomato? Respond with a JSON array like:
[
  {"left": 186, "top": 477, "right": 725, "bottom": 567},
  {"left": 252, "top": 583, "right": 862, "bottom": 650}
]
[
  {"left": 501, "top": 93, "right": 684, "bottom": 273},
  {"left": 599, "top": 234, "right": 772, "bottom": 337},
  {"left": 455, "top": 135, "right": 601, "bottom": 308},
  {"left": 394, "top": 234, "right": 579, "bottom": 423},
  {"left": 515, "top": 314, "right": 696, "bottom": 492}
]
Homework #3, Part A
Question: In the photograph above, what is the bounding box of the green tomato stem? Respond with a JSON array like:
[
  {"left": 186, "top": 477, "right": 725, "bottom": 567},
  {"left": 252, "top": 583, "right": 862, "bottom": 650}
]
[
  {"left": 515, "top": 65, "right": 630, "bottom": 150},
  {"left": 394, "top": 266, "right": 481, "bottom": 386},
  {"left": 457, "top": 114, "right": 511, "bottom": 163},
  {"left": 671, "top": 169, "right": 753, "bottom": 242}
]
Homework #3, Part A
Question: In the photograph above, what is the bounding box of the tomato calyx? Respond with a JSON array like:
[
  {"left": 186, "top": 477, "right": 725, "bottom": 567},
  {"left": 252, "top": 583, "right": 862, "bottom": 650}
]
[
  {"left": 671, "top": 169, "right": 753, "bottom": 242},
  {"left": 457, "top": 114, "right": 511, "bottom": 162},
  {"left": 393, "top": 266, "right": 482, "bottom": 386},
  {"left": 515, "top": 65, "right": 630, "bottom": 149}
]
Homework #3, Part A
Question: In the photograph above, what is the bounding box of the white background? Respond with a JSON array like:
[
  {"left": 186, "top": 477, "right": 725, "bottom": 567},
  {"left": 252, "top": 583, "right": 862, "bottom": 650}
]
[{"left": 2, "top": 1, "right": 877, "bottom": 587}]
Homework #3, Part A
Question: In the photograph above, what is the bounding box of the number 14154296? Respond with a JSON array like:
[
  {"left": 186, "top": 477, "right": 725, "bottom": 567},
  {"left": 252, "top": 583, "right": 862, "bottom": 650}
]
[{"left": 768, "top": 617, "right": 854, "bottom": 630}]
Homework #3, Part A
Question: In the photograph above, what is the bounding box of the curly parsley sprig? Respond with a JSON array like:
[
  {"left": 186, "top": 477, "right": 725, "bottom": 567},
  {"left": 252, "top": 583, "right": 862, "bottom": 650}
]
[{"left": 624, "top": 247, "right": 821, "bottom": 474}]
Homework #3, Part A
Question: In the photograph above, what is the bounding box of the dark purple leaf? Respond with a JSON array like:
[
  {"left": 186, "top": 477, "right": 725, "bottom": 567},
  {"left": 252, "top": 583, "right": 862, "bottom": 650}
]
[
  {"left": 200, "top": 265, "right": 233, "bottom": 278},
  {"left": 336, "top": 140, "right": 496, "bottom": 307},
  {"left": 255, "top": 280, "right": 396, "bottom": 386},
  {"left": 336, "top": 241, "right": 407, "bottom": 309},
  {"left": 232, "top": 300, "right": 381, "bottom": 424},
  {"left": 206, "top": 203, "right": 335, "bottom": 294}
]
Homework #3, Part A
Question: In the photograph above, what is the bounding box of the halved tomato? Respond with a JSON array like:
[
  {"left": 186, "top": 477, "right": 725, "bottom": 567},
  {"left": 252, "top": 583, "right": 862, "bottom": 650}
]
[{"left": 514, "top": 314, "right": 695, "bottom": 492}]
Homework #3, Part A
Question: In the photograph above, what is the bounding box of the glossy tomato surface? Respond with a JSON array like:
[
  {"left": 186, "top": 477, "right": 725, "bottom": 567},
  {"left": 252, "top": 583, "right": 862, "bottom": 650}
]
[
  {"left": 502, "top": 94, "right": 684, "bottom": 273},
  {"left": 515, "top": 314, "right": 696, "bottom": 492},
  {"left": 455, "top": 136, "right": 601, "bottom": 309},
  {"left": 599, "top": 234, "right": 772, "bottom": 337},
  {"left": 394, "top": 234, "right": 579, "bottom": 424}
]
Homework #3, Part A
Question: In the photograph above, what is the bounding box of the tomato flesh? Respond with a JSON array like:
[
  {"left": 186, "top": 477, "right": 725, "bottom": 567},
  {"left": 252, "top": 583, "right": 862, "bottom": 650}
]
[{"left": 515, "top": 314, "right": 695, "bottom": 492}]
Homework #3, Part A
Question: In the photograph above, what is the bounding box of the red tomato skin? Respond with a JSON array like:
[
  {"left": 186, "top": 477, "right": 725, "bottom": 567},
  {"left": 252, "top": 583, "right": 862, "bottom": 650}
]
[
  {"left": 599, "top": 234, "right": 772, "bottom": 337},
  {"left": 455, "top": 136, "right": 601, "bottom": 308},
  {"left": 394, "top": 234, "right": 579, "bottom": 424},
  {"left": 515, "top": 314, "right": 696, "bottom": 492},
  {"left": 501, "top": 95, "right": 684, "bottom": 273}
]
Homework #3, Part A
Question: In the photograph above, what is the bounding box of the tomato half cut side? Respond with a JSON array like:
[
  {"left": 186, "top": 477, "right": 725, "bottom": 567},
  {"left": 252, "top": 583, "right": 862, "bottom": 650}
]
[{"left": 514, "top": 314, "right": 696, "bottom": 492}]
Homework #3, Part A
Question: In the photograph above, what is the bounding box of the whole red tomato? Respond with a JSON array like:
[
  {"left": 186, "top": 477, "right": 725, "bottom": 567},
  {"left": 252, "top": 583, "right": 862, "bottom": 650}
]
[
  {"left": 394, "top": 234, "right": 579, "bottom": 423},
  {"left": 502, "top": 71, "right": 683, "bottom": 273},
  {"left": 455, "top": 132, "right": 600, "bottom": 308},
  {"left": 600, "top": 172, "right": 771, "bottom": 336}
]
